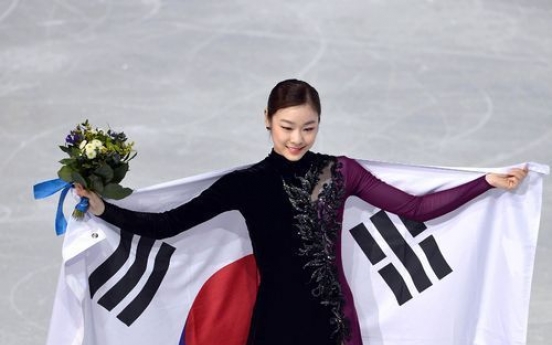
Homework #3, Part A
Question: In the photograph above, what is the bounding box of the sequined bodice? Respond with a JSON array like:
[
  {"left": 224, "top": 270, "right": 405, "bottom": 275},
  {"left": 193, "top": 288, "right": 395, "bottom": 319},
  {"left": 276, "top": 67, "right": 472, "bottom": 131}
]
[{"left": 269, "top": 151, "right": 350, "bottom": 340}]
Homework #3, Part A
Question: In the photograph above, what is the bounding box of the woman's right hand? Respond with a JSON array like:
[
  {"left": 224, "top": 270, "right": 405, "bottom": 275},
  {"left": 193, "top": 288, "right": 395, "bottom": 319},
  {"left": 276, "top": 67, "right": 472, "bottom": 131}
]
[{"left": 74, "top": 183, "right": 105, "bottom": 216}]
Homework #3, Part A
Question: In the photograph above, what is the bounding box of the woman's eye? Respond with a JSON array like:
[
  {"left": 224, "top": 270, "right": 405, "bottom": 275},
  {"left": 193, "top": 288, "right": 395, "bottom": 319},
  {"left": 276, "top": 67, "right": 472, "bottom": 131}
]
[
  {"left": 281, "top": 126, "right": 292, "bottom": 131},
  {"left": 304, "top": 127, "right": 315, "bottom": 132}
]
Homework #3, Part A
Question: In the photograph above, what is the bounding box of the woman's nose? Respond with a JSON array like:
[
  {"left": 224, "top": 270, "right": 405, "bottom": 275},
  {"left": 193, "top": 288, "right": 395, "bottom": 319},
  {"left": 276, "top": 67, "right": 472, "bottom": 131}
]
[{"left": 290, "top": 130, "right": 304, "bottom": 145}]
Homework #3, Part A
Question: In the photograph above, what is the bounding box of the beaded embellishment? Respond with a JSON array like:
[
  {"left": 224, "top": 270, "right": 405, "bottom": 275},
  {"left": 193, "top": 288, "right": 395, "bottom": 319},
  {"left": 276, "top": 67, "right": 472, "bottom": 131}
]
[{"left": 282, "top": 155, "right": 350, "bottom": 341}]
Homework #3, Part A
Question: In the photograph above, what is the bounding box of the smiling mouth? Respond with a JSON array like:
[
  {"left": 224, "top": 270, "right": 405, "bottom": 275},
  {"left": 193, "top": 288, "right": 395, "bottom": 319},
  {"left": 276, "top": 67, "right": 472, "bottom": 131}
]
[{"left": 287, "top": 146, "right": 305, "bottom": 153}]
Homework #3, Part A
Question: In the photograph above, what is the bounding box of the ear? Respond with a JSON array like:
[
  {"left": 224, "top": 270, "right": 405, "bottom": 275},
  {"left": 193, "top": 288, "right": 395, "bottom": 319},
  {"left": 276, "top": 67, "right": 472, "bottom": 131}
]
[{"left": 264, "top": 108, "right": 271, "bottom": 129}]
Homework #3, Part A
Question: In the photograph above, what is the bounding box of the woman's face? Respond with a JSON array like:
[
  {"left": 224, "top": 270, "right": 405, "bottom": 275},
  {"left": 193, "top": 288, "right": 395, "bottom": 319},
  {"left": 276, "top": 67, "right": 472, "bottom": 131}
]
[{"left": 266, "top": 104, "right": 319, "bottom": 161}]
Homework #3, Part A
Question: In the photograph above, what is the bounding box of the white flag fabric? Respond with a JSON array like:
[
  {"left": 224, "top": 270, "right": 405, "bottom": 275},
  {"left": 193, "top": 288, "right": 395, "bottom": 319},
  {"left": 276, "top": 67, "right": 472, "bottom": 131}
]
[{"left": 46, "top": 159, "right": 548, "bottom": 345}]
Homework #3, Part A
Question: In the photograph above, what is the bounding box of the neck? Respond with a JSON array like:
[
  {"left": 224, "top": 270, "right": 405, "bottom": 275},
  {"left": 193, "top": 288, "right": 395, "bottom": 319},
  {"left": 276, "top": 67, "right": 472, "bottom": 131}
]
[{"left": 267, "top": 149, "right": 315, "bottom": 176}]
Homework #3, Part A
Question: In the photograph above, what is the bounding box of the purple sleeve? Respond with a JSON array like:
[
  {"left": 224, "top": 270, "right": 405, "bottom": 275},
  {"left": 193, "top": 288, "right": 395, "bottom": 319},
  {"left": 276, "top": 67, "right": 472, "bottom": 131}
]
[{"left": 338, "top": 156, "right": 494, "bottom": 222}]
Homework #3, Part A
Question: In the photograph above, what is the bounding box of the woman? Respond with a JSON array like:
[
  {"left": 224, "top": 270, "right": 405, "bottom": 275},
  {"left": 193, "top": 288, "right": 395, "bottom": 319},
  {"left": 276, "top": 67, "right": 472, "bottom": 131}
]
[{"left": 76, "top": 79, "right": 527, "bottom": 345}]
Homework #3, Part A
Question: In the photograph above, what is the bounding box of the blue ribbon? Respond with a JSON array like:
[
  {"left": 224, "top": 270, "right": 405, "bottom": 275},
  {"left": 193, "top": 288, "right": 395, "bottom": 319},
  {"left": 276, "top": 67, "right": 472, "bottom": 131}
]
[
  {"left": 75, "top": 197, "right": 89, "bottom": 213},
  {"left": 33, "top": 178, "right": 73, "bottom": 235}
]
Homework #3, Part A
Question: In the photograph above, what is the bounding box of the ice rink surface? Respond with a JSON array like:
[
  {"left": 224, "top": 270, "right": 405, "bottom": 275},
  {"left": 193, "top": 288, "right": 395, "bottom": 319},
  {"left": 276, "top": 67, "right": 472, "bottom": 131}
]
[{"left": 1, "top": 0, "right": 550, "bottom": 343}]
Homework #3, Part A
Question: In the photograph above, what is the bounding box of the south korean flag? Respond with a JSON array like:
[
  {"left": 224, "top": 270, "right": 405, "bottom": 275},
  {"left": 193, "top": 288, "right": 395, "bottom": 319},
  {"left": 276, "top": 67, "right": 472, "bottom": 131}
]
[{"left": 341, "top": 160, "right": 547, "bottom": 345}]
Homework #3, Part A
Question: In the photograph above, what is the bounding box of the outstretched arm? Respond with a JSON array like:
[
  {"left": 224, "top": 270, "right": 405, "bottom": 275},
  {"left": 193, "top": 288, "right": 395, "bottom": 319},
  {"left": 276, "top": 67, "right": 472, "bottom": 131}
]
[
  {"left": 75, "top": 171, "right": 244, "bottom": 239},
  {"left": 339, "top": 157, "right": 527, "bottom": 222}
]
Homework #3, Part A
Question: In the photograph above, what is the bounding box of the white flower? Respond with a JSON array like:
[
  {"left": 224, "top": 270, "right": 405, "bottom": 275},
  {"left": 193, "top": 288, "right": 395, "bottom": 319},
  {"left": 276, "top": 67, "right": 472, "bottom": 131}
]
[
  {"left": 85, "top": 147, "right": 97, "bottom": 159},
  {"left": 91, "top": 139, "right": 103, "bottom": 148},
  {"left": 84, "top": 142, "right": 100, "bottom": 159},
  {"left": 79, "top": 140, "right": 87, "bottom": 150}
]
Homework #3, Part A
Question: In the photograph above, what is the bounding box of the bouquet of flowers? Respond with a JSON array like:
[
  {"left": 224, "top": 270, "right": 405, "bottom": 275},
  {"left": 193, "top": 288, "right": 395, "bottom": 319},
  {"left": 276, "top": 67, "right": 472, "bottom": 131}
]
[
  {"left": 58, "top": 120, "right": 136, "bottom": 218},
  {"left": 33, "top": 120, "right": 137, "bottom": 235}
]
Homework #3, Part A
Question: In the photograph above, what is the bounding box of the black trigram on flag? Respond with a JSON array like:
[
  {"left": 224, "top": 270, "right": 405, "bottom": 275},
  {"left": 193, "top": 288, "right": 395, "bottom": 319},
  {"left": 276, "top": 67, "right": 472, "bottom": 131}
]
[
  {"left": 88, "top": 231, "right": 176, "bottom": 326},
  {"left": 350, "top": 210, "right": 452, "bottom": 305}
]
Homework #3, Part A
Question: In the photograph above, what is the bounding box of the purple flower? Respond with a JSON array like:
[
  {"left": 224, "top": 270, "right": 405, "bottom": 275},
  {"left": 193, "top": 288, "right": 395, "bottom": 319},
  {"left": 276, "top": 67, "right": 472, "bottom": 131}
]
[{"left": 65, "top": 131, "right": 81, "bottom": 145}]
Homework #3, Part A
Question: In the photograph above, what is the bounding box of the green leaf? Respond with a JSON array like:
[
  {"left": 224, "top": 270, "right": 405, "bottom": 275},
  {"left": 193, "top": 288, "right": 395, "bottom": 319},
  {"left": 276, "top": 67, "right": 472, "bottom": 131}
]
[
  {"left": 111, "top": 163, "right": 128, "bottom": 184},
  {"left": 59, "top": 158, "right": 75, "bottom": 165},
  {"left": 57, "top": 166, "right": 74, "bottom": 183},
  {"left": 70, "top": 147, "right": 81, "bottom": 157},
  {"left": 89, "top": 174, "right": 104, "bottom": 193},
  {"left": 71, "top": 171, "right": 87, "bottom": 188},
  {"left": 101, "top": 183, "right": 132, "bottom": 200},
  {"left": 59, "top": 145, "right": 72, "bottom": 154},
  {"left": 94, "top": 163, "right": 114, "bottom": 182}
]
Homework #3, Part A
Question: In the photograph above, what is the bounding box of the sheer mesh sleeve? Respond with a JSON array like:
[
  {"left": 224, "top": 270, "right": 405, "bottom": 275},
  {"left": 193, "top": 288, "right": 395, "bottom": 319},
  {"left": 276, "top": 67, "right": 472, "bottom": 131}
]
[
  {"left": 338, "top": 156, "right": 493, "bottom": 222},
  {"left": 99, "top": 171, "right": 244, "bottom": 239}
]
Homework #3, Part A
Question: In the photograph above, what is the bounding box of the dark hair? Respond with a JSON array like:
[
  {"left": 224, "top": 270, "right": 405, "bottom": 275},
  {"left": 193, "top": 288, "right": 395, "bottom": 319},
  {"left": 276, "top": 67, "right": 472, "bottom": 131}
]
[{"left": 266, "top": 79, "right": 321, "bottom": 121}]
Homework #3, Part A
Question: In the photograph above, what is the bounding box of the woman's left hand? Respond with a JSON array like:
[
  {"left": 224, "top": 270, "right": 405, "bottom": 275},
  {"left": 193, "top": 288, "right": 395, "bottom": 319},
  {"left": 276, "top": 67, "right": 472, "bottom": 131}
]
[{"left": 485, "top": 167, "right": 529, "bottom": 190}]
